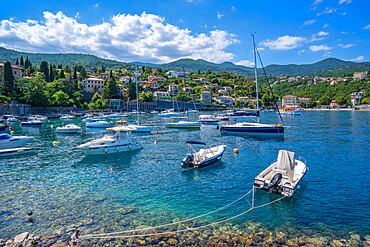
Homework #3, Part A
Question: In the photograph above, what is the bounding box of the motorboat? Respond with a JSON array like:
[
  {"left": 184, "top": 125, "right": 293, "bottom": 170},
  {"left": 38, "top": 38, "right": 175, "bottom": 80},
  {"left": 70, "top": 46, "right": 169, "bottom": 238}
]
[
  {"left": 86, "top": 118, "right": 111, "bottom": 128},
  {"left": 78, "top": 126, "right": 142, "bottom": 155},
  {"left": 129, "top": 123, "right": 152, "bottom": 133},
  {"left": 186, "top": 109, "right": 198, "bottom": 114},
  {"left": 254, "top": 150, "right": 308, "bottom": 197},
  {"left": 60, "top": 114, "right": 75, "bottom": 120},
  {"left": 56, "top": 124, "right": 81, "bottom": 134},
  {"left": 115, "top": 119, "right": 127, "bottom": 124},
  {"left": 215, "top": 114, "right": 229, "bottom": 121},
  {"left": 166, "top": 121, "right": 201, "bottom": 129},
  {"left": 0, "top": 124, "right": 8, "bottom": 131},
  {"left": 0, "top": 133, "right": 34, "bottom": 149},
  {"left": 220, "top": 122, "right": 284, "bottom": 134},
  {"left": 20, "top": 117, "right": 44, "bottom": 126},
  {"left": 2, "top": 115, "right": 18, "bottom": 122},
  {"left": 198, "top": 115, "right": 219, "bottom": 125},
  {"left": 150, "top": 110, "right": 159, "bottom": 114},
  {"left": 158, "top": 109, "right": 180, "bottom": 118},
  {"left": 220, "top": 34, "right": 285, "bottom": 135},
  {"left": 32, "top": 115, "right": 48, "bottom": 121},
  {"left": 0, "top": 147, "right": 37, "bottom": 157},
  {"left": 279, "top": 107, "right": 302, "bottom": 115},
  {"left": 181, "top": 141, "right": 226, "bottom": 169}
]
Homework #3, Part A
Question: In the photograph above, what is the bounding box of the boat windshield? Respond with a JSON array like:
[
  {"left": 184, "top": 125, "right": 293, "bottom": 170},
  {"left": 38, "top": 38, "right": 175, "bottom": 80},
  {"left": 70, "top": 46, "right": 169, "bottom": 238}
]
[{"left": 0, "top": 134, "right": 12, "bottom": 140}]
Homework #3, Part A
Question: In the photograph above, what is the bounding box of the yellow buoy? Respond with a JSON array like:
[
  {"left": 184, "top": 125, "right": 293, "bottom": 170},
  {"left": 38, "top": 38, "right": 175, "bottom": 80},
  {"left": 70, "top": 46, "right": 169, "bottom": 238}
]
[
  {"left": 111, "top": 121, "right": 113, "bottom": 124},
  {"left": 10, "top": 131, "right": 14, "bottom": 135},
  {"left": 53, "top": 141, "right": 60, "bottom": 145},
  {"left": 233, "top": 148, "right": 239, "bottom": 154},
  {"left": 51, "top": 125, "right": 53, "bottom": 128}
]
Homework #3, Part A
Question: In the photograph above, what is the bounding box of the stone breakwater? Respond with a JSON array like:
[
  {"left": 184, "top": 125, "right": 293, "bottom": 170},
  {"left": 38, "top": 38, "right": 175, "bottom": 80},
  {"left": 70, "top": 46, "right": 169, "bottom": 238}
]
[{"left": 1, "top": 222, "right": 369, "bottom": 247}]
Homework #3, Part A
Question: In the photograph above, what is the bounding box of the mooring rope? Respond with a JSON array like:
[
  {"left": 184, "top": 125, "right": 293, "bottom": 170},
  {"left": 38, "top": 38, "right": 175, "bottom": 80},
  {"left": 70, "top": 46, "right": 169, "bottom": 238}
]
[{"left": 80, "top": 191, "right": 286, "bottom": 239}]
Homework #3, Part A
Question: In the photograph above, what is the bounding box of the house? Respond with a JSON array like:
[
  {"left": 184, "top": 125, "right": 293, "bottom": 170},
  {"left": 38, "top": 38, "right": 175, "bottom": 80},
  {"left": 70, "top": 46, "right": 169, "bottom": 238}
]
[
  {"left": 167, "top": 71, "right": 178, "bottom": 78},
  {"left": 98, "top": 72, "right": 110, "bottom": 80},
  {"left": 199, "top": 77, "right": 207, "bottom": 83},
  {"left": 182, "top": 87, "right": 193, "bottom": 94},
  {"left": 0, "top": 63, "right": 25, "bottom": 80},
  {"left": 350, "top": 89, "right": 367, "bottom": 105},
  {"left": 177, "top": 71, "right": 190, "bottom": 77},
  {"left": 330, "top": 100, "right": 338, "bottom": 108},
  {"left": 223, "top": 86, "right": 232, "bottom": 92},
  {"left": 218, "top": 89, "right": 227, "bottom": 94},
  {"left": 297, "top": 98, "right": 312, "bottom": 104},
  {"left": 288, "top": 77, "right": 296, "bottom": 82},
  {"left": 148, "top": 75, "right": 167, "bottom": 82},
  {"left": 282, "top": 95, "right": 297, "bottom": 107},
  {"left": 219, "top": 96, "right": 234, "bottom": 106},
  {"left": 169, "top": 84, "right": 179, "bottom": 93},
  {"left": 82, "top": 77, "right": 105, "bottom": 94},
  {"left": 145, "top": 81, "right": 158, "bottom": 89},
  {"left": 204, "top": 84, "right": 213, "bottom": 89},
  {"left": 154, "top": 91, "right": 171, "bottom": 99},
  {"left": 353, "top": 71, "right": 367, "bottom": 81},
  {"left": 201, "top": 91, "right": 212, "bottom": 104},
  {"left": 120, "top": 76, "right": 131, "bottom": 83},
  {"left": 192, "top": 78, "right": 202, "bottom": 84},
  {"left": 109, "top": 99, "right": 122, "bottom": 109}
]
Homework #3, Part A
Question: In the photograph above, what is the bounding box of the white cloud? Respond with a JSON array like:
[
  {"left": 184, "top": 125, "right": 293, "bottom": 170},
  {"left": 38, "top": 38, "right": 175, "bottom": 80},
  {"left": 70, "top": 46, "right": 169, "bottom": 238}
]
[
  {"left": 231, "top": 6, "right": 236, "bottom": 11},
  {"left": 317, "top": 31, "right": 329, "bottom": 36},
  {"left": 309, "top": 44, "right": 332, "bottom": 51},
  {"left": 260, "top": 35, "right": 306, "bottom": 50},
  {"left": 311, "top": 0, "right": 323, "bottom": 10},
  {"left": 298, "top": 50, "right": 305, "bottom": 55},
  {"left": 304, "top": 19, "right": 316, "bottom": 25},
  {"left": 363, "top": 24, "right": 370, "bottom": 30},
  {"left": 217, "top": 13, "right": 224, "bottom": 19},
  {"left": 341, "top": 31, "right": 347, "bottom": 34},
  {"left": 0, "top": 11, "right": 240, "bottom": 63},
  {"left": 350, "top": 56, "right": 364, "bottom": 61},
  {"left": 323, "top": 23, "right": 330, "bottom": 28},
  {"left": 339, "top": 0, "right": 352, "bottom": 4},
  {"left": 339, "top": 43, "right": 354, "bottom": 48},
  {"left": 94, "top": 3, "right": 99, "bottom": 7},
  {"left": 235, "top": 60, "right": 254, "bottom": 67},
  {"left": 317, "top": 7, "right": 337, "bottom": 16}
]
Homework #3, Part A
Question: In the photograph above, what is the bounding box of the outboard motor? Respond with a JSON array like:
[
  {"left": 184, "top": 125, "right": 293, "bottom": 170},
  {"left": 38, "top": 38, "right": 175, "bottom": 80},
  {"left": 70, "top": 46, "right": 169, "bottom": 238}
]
[
  {"left": 181, "top": 153, "right": 194, "bottom": 167},
  {"left": 268, "top": 173, "right": 282, "bottom": 194}
]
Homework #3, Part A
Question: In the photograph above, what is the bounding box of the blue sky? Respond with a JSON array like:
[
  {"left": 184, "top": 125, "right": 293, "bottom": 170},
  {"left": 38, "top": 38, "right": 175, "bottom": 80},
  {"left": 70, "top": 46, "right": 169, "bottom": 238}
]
[{"left": 0, "top": 0, "right": 369, "bottom": 66}]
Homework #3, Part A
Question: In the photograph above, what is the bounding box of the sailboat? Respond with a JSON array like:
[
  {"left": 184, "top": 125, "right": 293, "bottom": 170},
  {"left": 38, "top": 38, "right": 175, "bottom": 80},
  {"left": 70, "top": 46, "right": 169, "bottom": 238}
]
[
  {"left": 220, "top": 34, "right": 284, "bottom": 135},
  {"left": 165, "top": 73, "right": 201, "bottom": 129},
  {"left": 129, "top": 66, "right": 152, "bottom": 133}
]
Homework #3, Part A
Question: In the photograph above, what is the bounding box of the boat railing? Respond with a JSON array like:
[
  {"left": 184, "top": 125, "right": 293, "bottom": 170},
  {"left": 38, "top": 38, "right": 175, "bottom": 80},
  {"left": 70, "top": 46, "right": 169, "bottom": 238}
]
[{"left": 298, "top": 156, "right": 307, "bottom": 164}]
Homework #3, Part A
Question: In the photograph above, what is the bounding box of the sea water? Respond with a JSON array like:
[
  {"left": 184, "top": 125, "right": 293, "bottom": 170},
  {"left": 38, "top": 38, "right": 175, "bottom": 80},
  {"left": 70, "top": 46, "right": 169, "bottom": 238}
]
[{"left": 0, "top": 111, "right": 369, "bottom": 240}]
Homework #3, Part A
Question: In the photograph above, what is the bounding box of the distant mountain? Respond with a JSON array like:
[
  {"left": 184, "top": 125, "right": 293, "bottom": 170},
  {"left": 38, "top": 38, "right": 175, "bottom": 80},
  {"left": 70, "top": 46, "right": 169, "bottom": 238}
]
[{"left": 0, "top": 47, "right": 368, "bottom": 76}]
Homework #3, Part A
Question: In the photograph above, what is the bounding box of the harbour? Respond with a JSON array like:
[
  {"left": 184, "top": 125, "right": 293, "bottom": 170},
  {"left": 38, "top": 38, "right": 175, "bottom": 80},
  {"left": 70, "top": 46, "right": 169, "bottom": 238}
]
[{"left": 0, "top": 110, "right": 369, "bottom": 245}]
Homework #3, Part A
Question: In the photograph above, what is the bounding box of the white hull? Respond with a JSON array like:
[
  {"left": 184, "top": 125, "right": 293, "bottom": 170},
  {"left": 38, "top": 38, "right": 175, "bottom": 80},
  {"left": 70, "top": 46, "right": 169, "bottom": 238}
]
[
  {"left": 129, "top": 124, "right": 152, "bottom": 133},
  {"left": 166, "top": 121, "right": 201, "bottom": 128},
  {"left": 56, "top": 128, "right": 81, "bottom": 133},
  {"left": 0, "top": 147, "right": 37, "bottom": 157},
  {"left": 82, "top": 141, "right": 142, "bottom": 155},
  {"left": 0, "top": 136, "right": 34, "bottom": 149}
]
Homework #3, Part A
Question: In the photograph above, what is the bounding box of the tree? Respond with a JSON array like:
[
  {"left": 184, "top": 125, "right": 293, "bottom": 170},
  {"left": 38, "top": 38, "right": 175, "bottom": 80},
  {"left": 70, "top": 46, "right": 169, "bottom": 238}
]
[
  {"left": 73, "top": 66, "right": 77, "bottom": 81},
  {"left": 88, "top": 93, "right": 107, "bottom": 109},
  {"left": 102, "top": 79, "right": 120, "bottom": 99},
  {"left": 298, "top": 102, "right": 307, "bottom": 108},
  {"left": 2, "top": 61, "right": 14, "bottom": 95},
  {"left": 40, "top": 61, "right": 49, "bottom": 82},
  {"left": 59, "top": 69, "right": 65, "bottom": 79},
  {"left": 20, "top": 56, "right": 24, "bottom": 66},
  {"left": 335, "top": 95, "right": 347, "bottom": 106},
  {"left": 49, "top": 64, "right": 55, "bottom": 82},
  {"left": 101, "top": 65, "right": 105, "bottom": 73},
  {"left": 307, "top": 100, "right": 317, "bottom": 108},
  {"left": 24, "top": 57, "right": 32, "bottom": 69},
  {"left": 261, "top": 94, "right": 273, "bottom": 108},
  {"left": 16, "top": 58, "right": 19, "bottom": 65},
  {"left": 52, "top": 90, "right": 70, "bottom": 106},
  {"left": 139, "top": 91, "right": 154, "bottom": 102},
  {"left": 23, "top": 75, "right": 50, "bottom": 106},
  {"left": 361, "top": 97, "right": 370, "bottom": 104},
  {"left": 79, "top": 67, "right": 87, "bottom": 80},
  {"left": 109, "top": 70, "right": 113, "bottom": 79},
  {"left": 128, "top": 78, "right": 136, "bottom": 101},
  {"left": 319, "top": 95, "right": 331, "bottom": 105},
  {"left": 64, "top": 65, "right": 71, "bottom": 74}
]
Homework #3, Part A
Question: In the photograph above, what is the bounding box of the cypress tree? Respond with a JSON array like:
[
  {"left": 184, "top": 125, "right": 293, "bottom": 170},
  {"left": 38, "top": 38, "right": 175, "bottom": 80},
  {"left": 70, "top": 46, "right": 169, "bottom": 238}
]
[
  {"left": 101, "top": 65, "right": 105, "bottom": 73},
  {"left": 109, "top": 70, "right": 113, "bottom": 79},
  {"left": 2, "top": 61, "right": 14, "bottom": 95},
  {"left": 16, "top": 58, "right": 19, "bottom": 65},
  {"left": 20, "top": 56, "right": 24, "bottom": 66},
  {"left": 40, "top": 61, "right": 49, "bottom": 81},
  {"left": 128, "top": 78, "right": 136, "bottom": 101},
  {"left": 59, "top": 69, "right": 65, "bottom": 79},
  {"left": 73, "top": 66, "right": 77, "bottom": 81},
  {"left": 49, "top": 64, "right": 54, "bottom": 82}
]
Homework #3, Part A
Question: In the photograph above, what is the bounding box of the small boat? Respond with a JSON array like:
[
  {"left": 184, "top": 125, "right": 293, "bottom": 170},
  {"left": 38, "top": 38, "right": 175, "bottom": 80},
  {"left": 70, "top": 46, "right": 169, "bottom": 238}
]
[
  {"left": 186, "top": 109, "right": 198, "bottom": 114},
  {"left": 166, "top": 121, "right": 201, "bottom": 129},
  {"left": 220, "top": 122, "right": 284, "bottom": 134},
  {"left": 115, "top": 119, "right": 127, "bottom": 124},
  {"left": 60, "top": 114, "right": 75, "bottom": 120},
  {"left": 0, "top": 133, "right": 34, "bottom": 149},
  {"left": 0, "top": 124, "right": 8, "bottom": 132},
  {"left": 215, "top": 114, "right": 229, "bottom": 121},
  {"left": 254, "top": 150, "right": 308, "bottom": 197},
  {"left": 86, "top": 118, "right": 110, "bottom": 128},
  {"left": 198, "top": 115, "right": 219, "bottom": 125},
  {"left": 56, "top": 124, "right": 81, "bottom": 134},
  {"left": 150, "top": 110, "right": 159, "bottom": 114},
  {"left": 2, "top": 115, "right": 18, "bottom": 122},
  {"left": 129, "top": 123, "right": 152, "bottom": 133},
  {"left": 181, "top": 141, "right": 226, "bottom": 168},
  {"left": 158, "top": 109, "right": 180, "bottom": 118},
  {"left": 0, "top": 147, "right": 37, "bottom": 157},
  {"left": 278, "top": 107, "right": 302, "bottom": 115},
  {"left": 78, "top": 126, "right": 142, "bottom": 155},
  {"left": 20, "top": 117, "right": 44, "bottom": 126}
]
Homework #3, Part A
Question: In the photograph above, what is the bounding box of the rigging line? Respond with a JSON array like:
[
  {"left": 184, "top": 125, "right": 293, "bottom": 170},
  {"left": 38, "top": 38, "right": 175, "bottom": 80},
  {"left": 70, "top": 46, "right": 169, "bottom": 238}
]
[
  {"left": 80, "top": 188, "right": 254, "bottom": 238},
  {"left": 80, "top": 194, "right": 286, "bottom": 239},
  {"left": 255, "top": 48, "right": 284, "bottom": 123}
]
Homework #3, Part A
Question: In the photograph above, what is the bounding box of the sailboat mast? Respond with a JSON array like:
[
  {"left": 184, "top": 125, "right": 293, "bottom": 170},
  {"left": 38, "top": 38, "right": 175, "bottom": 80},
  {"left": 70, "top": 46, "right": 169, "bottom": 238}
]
[
  {"left": 135, "top": 65, "right": 139, "bottom": 125},
  {"left": 252, "top": 34, "right": 259, "bottom": 123}
]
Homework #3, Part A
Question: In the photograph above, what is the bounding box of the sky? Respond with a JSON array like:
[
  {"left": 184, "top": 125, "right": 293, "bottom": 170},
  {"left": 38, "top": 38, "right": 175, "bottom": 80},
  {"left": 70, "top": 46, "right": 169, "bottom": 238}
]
[{"left": 0, "top": 0, "right": 369, "bottom": 66}]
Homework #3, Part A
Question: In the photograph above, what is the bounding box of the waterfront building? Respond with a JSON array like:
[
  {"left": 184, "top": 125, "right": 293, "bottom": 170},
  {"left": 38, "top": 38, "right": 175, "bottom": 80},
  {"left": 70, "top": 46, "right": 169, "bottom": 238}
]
[
  {"left": 154, "top": 91, "right": 171, "bottom": 99},
  {"left": 82, "top": 77, "right": 105, "bottom": 94},
  {"left": 282, "top": 95, "right": 297, "bottom": 107},
  {"left": 201, "top": 91, "right": 212, "bottom": 104}
]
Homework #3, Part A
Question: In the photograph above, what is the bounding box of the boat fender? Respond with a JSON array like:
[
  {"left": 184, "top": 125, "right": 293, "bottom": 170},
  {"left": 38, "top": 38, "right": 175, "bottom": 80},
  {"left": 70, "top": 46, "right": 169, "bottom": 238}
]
[
  {"left": 269, "top": 173, "right": 282, "bottom": 194},
  {"left": 53, "top": 141, "right": 60, "bottom": 145},
  {"left": 233, "top": 148, "right": 239, "bottom": 153}
]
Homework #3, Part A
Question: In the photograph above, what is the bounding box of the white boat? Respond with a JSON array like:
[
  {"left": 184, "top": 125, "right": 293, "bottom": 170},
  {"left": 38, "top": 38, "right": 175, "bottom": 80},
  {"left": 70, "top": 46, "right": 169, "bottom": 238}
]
[
  {"left": 158, "top": 109, "right": 180, "bottom": 118},
  {"left": 20, "top": 117, "right": 44, "bottom": 126},
  {"left": 220, "top": 34, "right": 285, "bottom": 135},
  {"left": 78, "top": 126, "right": 142, "bottom": 155},
  {"left": 166, "top": 121, "right": 201, "bottom": 129},
  {"left": 278, "top": 107, "right": 302, "bottom": 115},
  {"left": 181, "top": 141, "right": 226, "bottom": 169},
  {"left": 56, "top": 124, "right": 81, "bottom": 134},
  {"left": 198, "top": 115, "right": 219, "bottom": 125},
  {"left": 186, "top": 109, "right": 198, "bottom": 114},
  {"left": 150, "top": 110, "right": 159, "bottom": 114},
  {"left": 0, "top": 133, "right": 34, "bottom": 149},
  {"left": 2, "top": 115, "right": 18, "bottom": 122},
  {"left": 254, "top": 150, "right": 308, "bottom": 197},
  {"left": 60, "top": 114, "right": 75, "bottom": 120},
  {"left": 86, "top": 118, "right": 111, "bottom": 128},
  {"left": 129, "top": 124, "right": 152, "bottom": 133},
  {"left": 0, "top": 147, "right": 37, "bottom": 157}
]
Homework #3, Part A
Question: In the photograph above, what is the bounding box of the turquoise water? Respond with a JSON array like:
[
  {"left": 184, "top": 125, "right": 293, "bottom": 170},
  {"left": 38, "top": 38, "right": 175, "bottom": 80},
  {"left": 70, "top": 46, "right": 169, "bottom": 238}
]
[{"left": 0, "top": 111, "right": 369, "bottom": 240}]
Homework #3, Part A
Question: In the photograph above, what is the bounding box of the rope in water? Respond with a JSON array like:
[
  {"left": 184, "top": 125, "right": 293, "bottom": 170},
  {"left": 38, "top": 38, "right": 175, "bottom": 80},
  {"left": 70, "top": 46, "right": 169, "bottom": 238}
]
[
  {"left": 80, "top": 188, "right": 254, "bottom": 238},
  {"left": 80, "top": 190, "right": 286, "bottom": 239}
]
